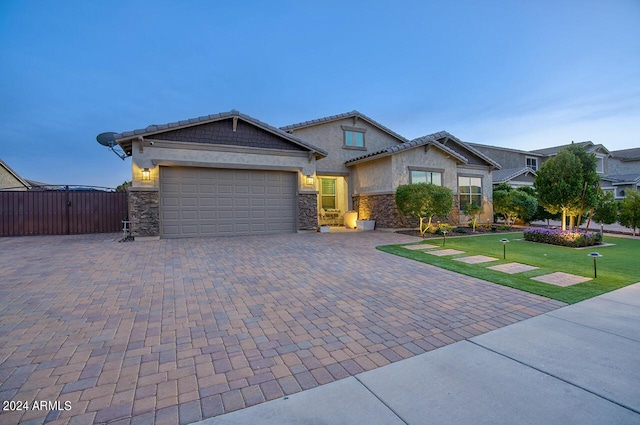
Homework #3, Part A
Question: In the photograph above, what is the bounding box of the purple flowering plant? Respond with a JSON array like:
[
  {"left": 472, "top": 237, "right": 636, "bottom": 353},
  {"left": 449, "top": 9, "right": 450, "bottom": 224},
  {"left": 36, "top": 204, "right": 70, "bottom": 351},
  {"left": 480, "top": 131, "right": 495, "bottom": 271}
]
[{"left": 523, "top": 227, "right": 602, "bottom": 247}]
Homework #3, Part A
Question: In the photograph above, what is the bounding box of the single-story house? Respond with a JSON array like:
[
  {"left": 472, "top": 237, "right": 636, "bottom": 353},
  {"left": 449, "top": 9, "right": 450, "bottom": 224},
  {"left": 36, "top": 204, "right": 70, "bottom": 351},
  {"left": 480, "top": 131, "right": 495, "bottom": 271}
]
[{"left": 110, "top": 110, "right": 499, "bottom": 240}]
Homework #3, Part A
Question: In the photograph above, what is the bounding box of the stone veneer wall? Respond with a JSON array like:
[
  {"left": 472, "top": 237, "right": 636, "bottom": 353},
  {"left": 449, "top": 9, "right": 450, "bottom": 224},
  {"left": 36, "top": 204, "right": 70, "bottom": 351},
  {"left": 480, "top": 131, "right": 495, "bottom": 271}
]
[
  {"left": 298, "top": 193, "right": 318, "bottom": 230},
  {"left": 352, "top": 193, "right": 413, "bottom": 228},
  {"left": 353, "top": 193, "right": 460, "bottom": 228},
  {"left": 128, "top": 189, "right": 160, "bottom": 237}
]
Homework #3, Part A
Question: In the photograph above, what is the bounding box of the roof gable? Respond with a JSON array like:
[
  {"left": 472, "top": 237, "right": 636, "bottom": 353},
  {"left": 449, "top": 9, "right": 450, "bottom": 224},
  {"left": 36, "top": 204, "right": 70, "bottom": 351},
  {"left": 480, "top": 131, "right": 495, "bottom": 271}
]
[
  {"left": 0, "top": 159, "right": 31, "bottom": 189},
  {"left": 493, "top": 167, "right": 537, "bottom": 184},
  {"left": 112, "top": 110, "right": 328, "bottom": 158},
  {"left": 345, "top": 131, "right": 500, "bottom": 168},
  {"left": 281, "top": 110, "right": 409, "bottom": 144}
]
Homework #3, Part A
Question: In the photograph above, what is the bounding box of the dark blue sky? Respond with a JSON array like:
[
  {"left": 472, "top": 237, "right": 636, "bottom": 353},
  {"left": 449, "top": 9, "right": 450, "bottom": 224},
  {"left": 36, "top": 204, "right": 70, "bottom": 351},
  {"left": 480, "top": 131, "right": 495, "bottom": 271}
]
[{"left": 1, "top": 1, "right": 639, "bottom": 188}]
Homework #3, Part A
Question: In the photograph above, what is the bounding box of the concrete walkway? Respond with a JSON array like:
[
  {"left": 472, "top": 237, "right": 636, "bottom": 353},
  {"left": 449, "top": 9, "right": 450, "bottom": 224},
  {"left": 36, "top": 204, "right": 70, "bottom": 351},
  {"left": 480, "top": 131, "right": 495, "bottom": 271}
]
[{"left": 196, "top": 283, "right": 640, "bottom": 425}]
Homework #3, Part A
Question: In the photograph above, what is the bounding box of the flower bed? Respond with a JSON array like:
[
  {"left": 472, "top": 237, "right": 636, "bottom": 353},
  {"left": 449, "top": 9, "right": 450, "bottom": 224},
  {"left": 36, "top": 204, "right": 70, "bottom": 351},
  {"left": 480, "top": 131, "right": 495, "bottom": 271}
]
[{"left": 523, "top": 228, "right": 603, "bottom": 247}]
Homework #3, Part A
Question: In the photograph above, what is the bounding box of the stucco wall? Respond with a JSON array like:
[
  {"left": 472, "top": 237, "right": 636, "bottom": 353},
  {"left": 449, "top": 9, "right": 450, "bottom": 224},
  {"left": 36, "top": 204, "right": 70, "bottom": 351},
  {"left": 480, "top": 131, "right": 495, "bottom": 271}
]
[
  {"left": 288, "top": 118, "right": 404, "bottom": 174},
  {"left": 0, "top": 168, "right": 27, "bottom": 190},
  {"left": 456, "top": 166, "right": 494, "bottom": 224},
  {"left": 129, "top": 140, "right": 317, "bottom": 194},
  {"left": 350, "top": 157, "right": 393, "bottom": 194},
  {"left": 391, "top": 146, "right": 459, "bottom": 189}
]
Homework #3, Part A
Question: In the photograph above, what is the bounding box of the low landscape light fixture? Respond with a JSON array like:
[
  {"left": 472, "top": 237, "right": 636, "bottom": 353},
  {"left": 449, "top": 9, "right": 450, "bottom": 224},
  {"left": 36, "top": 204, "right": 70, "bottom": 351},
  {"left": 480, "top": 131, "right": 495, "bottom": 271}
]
[
  {"left": 588, "top": 252, "right": 602, "bottom": 278},
  {"left": 305, "top": 175, "right": 314, "bottom": 186},
  {"left": 500, "top": 238, "right": 509, "bottom": 259},
  {"left": 141, "top": 168, "right": 151, "bottom": 181},
  {"left": 442, "top": 230, "right": 448, "bottom": 247}
]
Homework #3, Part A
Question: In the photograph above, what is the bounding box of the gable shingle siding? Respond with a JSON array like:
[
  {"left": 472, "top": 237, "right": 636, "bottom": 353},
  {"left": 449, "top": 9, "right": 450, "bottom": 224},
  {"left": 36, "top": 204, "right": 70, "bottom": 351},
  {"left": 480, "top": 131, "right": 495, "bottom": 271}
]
[{"left": 150, "top": 119, "right": 307, "bottom": 152}]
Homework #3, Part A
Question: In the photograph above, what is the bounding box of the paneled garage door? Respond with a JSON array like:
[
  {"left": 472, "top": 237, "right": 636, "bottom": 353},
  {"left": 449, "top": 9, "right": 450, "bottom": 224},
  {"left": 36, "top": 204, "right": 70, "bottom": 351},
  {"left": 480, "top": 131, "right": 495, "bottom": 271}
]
[{"left": 160, "top": 167, "right": 297, "bottom": 238}]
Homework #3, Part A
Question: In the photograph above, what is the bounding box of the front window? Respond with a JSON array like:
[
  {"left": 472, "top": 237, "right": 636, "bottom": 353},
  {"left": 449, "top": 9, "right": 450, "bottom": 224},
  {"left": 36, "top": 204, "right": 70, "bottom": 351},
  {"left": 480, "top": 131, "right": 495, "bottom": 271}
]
[
  {"left": 320, "top": 178, "right": 336, "bottom": 209},
  {"left": 458, "top": 176, "right": 482, "bottom": 210},
  {"left": 526, "top": 157, "right": 538, "bottom": 171},
  {"left": 596, "top": 157, "right": 604, "bottom": 173},
  {"left": 344, "top": 130, "right": 365, "bottom": 148},
  {"left": 411, "top": 170, "right": 442, "bottom": 186}
]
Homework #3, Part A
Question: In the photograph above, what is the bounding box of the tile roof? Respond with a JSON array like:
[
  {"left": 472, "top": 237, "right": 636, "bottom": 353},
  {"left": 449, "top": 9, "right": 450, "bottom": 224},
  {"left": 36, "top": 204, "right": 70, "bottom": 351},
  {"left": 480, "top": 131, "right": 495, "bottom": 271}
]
[
  {"left": 610, "top": 148, "right": 640, "bottom": 161},
  {"left": 112, "top": 110, "right": 328, "bottom": 157},
  {"left": 437, "top": 133, "right": 501, "bottom": 169},
  {"left": 281, "top": 110, "right": 410, "bottom": 143},
  {"left": 492, "top": 167, "right": 537, "bottom": 184}
]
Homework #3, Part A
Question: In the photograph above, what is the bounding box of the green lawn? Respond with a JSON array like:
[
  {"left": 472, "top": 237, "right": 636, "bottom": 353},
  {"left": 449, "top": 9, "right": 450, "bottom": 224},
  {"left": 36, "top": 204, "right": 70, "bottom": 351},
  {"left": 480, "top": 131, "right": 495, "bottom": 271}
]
[{"left": 378, "top": 232, "right": 640, "bottom": 304}]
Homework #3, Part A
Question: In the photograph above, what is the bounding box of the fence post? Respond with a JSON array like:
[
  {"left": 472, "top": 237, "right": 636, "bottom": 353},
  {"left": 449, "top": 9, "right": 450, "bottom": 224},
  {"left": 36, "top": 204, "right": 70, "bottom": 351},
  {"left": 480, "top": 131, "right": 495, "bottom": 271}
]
[{"left": 65, "top": 185, "right": 70, "bottom": 235}]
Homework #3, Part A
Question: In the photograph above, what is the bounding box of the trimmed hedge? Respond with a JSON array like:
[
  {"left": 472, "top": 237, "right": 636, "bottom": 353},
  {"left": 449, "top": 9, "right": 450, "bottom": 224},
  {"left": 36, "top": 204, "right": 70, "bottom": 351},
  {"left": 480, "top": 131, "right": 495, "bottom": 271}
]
[{"left": 524, "top": 228, "right": 603, "bottom": 247}]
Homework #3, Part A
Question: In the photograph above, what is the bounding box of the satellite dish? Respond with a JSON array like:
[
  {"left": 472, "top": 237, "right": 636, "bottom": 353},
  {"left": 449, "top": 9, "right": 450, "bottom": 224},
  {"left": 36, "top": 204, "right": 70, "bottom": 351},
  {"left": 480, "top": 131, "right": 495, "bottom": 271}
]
[
  {"left": 96, "top": 131, "right": 127, "bottom": 160},
  {"left": 96, "top": 132, "right": 117, "bottom": 147}
]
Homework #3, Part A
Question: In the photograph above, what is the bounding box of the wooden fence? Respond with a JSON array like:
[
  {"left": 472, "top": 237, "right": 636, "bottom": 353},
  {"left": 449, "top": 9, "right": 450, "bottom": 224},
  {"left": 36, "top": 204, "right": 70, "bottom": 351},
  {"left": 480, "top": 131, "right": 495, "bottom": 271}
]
[{"left": 0, "top": 188, "right": 128, "bottom": 236}]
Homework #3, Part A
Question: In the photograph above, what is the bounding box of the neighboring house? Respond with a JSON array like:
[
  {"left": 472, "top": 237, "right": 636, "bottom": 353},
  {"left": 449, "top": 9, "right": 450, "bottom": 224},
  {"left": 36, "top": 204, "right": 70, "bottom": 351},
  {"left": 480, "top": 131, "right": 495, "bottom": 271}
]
[
  {"left": 112, "top": 110, "right": 327, "bottom": 239},
  {"left": 602, "top": 148, "right": 640, "bottom": 199},
  {"left": 467, "top": 143, "right": 543, "bottom": 188},
  {"left": 110, "top": 109, "right": 499, "bottom": 240},
  {"left": 0, "top": 159, "right": 31, "bottom": 191},
  {"left": 471, "top": 141, "right": 640, "bottom": 199}
]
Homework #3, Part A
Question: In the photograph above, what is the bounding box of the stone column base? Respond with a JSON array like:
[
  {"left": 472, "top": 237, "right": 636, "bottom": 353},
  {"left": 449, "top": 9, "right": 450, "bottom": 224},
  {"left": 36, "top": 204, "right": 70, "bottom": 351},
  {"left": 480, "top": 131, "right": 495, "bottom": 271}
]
[
  {"left": 128, "top": 187, "right": 160, "bottom": 238},
  {"left": 298, "top": 193, "right": 318, "bottom": 230}
]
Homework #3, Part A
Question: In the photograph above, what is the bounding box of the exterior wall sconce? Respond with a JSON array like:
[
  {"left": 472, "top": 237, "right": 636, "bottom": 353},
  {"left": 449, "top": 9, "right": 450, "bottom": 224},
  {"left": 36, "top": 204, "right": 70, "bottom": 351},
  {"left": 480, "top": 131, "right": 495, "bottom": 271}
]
[
  {"left": 142, "top": 168, "right": 151, "bottom": 181},
  {"left": 305, "top": 175, "right": 314, "bottom": 186}
]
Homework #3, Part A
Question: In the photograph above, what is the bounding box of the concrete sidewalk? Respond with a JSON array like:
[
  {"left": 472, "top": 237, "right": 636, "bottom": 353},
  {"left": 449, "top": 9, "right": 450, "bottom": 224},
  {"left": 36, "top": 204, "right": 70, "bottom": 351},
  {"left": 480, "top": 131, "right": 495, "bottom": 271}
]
[{"left": 195, "top": 283, "right": 640, "bottom": 425}]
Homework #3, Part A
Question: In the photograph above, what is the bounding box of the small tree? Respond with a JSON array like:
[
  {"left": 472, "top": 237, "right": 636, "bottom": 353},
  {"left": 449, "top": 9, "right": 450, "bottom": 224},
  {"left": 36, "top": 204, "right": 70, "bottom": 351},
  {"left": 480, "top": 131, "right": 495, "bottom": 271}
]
[
  {"left": 592, "top": 190, "right": 618, "bottom": 236},
  {"left": 534, "top": 149, "right": 584, "bottom": 230},
  {"left": 395, "top": 183, "right": 454, "bottom": 237},
  {"left": 492, "top": 183, "right": 513, "bottom": 225},
  {"left": 619, "top": 191, "right": 640, "bottom": 236},
  {"left": 115, "top": 181, "right": 132, "bottom": 192},
  {"left": 509, "top": 190, "right": 538, "bottom": 224},
  {"left": 518, "top": 186, "right": 559, "bottom": 225},
  {"left": 463, "top": 201, "right": 482, "bottom": 232}
]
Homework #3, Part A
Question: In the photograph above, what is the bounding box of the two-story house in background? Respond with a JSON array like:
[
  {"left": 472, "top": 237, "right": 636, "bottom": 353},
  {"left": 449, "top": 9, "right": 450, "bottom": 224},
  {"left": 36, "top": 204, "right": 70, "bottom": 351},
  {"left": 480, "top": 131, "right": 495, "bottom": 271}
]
[{"left": 470, "top": 141, "right": 640, "bottom": 200}]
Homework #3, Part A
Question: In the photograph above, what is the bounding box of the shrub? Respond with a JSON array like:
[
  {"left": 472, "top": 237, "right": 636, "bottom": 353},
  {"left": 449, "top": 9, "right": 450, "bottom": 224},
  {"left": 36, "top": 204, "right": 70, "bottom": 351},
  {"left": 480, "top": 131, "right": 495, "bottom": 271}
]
[
  {"left": 435, "top": 223, "right": 453, "bottom": 234},
  {"left": 523, "top": 228, "right": 602, "bottom": 247},
  {"left": 453, "top": 227, "right": 469, "bottom": 234}
]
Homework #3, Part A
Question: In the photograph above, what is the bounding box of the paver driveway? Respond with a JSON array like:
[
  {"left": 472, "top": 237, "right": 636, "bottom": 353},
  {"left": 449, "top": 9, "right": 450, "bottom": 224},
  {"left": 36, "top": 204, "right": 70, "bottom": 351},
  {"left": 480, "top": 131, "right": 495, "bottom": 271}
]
[{"left": 0, "top": 231, "right": 565, "bottom": 425}]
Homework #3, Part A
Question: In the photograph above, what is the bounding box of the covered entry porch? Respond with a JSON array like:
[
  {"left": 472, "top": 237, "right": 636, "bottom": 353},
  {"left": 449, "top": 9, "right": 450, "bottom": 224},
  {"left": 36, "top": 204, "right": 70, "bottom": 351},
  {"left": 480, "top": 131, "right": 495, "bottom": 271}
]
[{"left": 316, "top": 175, "right": 349, "bottom": 226}]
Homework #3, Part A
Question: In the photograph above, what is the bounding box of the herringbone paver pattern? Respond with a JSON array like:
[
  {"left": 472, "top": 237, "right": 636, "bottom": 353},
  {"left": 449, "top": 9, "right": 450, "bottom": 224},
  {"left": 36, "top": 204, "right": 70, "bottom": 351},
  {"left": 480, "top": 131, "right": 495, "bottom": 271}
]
[{"left": 0, "top": 232, "right": 565, "bottom": 424}]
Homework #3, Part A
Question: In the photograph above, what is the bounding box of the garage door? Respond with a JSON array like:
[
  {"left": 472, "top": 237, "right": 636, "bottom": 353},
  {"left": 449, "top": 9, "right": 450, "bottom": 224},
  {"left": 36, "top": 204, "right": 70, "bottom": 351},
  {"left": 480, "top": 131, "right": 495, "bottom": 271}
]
[{"left": 160, "top": 167, "right": 297, "bottom": 238}]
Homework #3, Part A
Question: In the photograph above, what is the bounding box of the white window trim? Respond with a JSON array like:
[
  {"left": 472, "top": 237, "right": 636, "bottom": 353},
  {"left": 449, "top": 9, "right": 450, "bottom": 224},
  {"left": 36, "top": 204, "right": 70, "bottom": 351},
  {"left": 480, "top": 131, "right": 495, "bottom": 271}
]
[{"left": 525, "top": 156, "right": 538, "bottom": 171}]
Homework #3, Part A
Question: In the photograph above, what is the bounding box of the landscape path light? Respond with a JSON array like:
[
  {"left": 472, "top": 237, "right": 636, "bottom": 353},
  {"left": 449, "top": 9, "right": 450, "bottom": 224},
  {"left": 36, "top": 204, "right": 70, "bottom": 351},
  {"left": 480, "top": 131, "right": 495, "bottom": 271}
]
[
  {"left": 589, "top": 252, "right": 602, "bottom": 278},
  {"left": 500, "top": 238, "right": 510, "bottom": 259},
  {"left": 442, "top": 230, "right": 448, "bottom": 247}
]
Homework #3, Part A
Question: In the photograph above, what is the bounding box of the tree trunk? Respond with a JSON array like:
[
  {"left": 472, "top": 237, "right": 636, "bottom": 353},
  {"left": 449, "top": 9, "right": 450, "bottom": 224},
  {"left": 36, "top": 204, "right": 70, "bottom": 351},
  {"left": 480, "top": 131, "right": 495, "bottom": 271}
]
[{"left": 561, "top": 209, "right": 567, "bottom": 231}]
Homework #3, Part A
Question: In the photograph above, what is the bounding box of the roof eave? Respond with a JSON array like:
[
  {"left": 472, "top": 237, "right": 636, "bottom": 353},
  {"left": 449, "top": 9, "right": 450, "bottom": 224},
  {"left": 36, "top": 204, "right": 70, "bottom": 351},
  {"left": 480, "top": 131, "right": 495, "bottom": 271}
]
[{"left": 113, "top": 111, "right": 328, "bottom": 158}]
